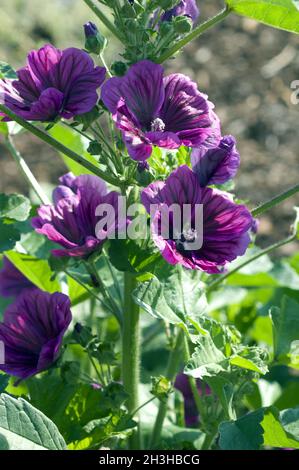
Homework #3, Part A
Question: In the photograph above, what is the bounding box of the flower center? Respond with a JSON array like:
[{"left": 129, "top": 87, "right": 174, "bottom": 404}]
[
  {"left": 176, "top": 228, "right": 198, "bottom": 253},
  {"left": 151, "top": 118, "right": 165, "bottom": 133}
]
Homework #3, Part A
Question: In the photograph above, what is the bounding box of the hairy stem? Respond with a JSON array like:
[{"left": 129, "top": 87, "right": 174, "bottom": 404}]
[
  {"left": 157, "top": 7, "right": 230, "bottom": 63},
  {"left": 83, "top": 0, "right": 123, "bottom": 41},
  {"left": 0, "top": 104, "right": 120, "bottom": 187},
  {"left": 4, "top": 136, "right": 50, "bottom": 205},
  {"left": 149, "top": 329, "right": 184, "bottom": 449},
  {"left": 122, "top": 272, "right": 141, "bottom": 450},
  {"left": 252, "top": 183, "right": 299, "bottom": 217}
]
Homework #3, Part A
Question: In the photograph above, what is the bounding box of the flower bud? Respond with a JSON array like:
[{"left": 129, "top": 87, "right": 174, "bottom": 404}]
[
  {"left": 84, "top": 22, "right": 107, "bottom": 55},
  {"left": 111, "top": 61, "right": 128, "bottom": 77},
  {"left": 173, "top": 15, "right": 193, "bottom": 34}
]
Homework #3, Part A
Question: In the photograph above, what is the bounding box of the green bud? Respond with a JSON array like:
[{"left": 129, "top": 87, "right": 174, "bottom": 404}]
[
  {"left": 84, "top": 22, "right": 107, "bottom": 55},
  {"left": 111, "top": 61, "right": 128, "bottom": 77},
  {"left": 173, "top": 16, "right": 193, "bottom": 34},
  {"left": 87, "top": 141, "right": 102, "bottom": 156},
  {"left": 75, "top": 106, "right": 101, "bottom": 131},
  {"left": 151, "top": 376, "right": 173, "bottom": 403}
]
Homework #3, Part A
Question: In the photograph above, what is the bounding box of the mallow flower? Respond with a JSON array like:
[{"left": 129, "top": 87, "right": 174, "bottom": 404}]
[
  {"left": 101, "top": 60, "right": 220, "bottom": 161},
  {"left": 0, "top": 44, "right": 106, "bottom": 122},
  {"left": 0, "top": 257, "right": 35, "bottom": 298},
  {"left": 175, "top": 373, "right": 209, "bottom": 427},
  {"left": 161, "top": 0, "right": 200, "bottom": 24},
  {"left": 141, "top": 165, "right": 254, "bottom": 273},
  {"left": 32, "top": 173, "right": 125, "bottom": 258},
  {"left": 0, "top": 290, "right": 72, "bottom": 381},
  {"left": 191, "top": 135, "right": 240, "bottom": 187}
]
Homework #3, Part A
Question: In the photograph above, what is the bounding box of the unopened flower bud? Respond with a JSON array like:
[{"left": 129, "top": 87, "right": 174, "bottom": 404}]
[
  {"left": 84, "top": 22, "right": 107, "bottom": 55},
  {"left": 173, "top": 15, "right": 193, "bottom": 34}
]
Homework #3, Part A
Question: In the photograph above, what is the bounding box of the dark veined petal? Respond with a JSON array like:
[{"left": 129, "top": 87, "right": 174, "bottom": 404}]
[
  {"left": 27, "top": 44, "right": 62, "bottom": 89},
  {"left": 191, "top": 135, "right": 240, "bottom": 187},
  {"left": 0, "top": 290, "right": 72, "bottom": 380},
  {"left": 160, "top": 74, "right": 211, "bottom": 135},
  {"left": 0, "top": 257, "right": 34, "bottom": 298},
  {"left": 120, "top": 60, "right": 165, "bottom": 129}
]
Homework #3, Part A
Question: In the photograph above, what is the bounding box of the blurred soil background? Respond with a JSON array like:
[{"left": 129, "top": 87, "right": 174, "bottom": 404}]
[{"left": 0, "top": 0, "right": 298, "bottom": 253}]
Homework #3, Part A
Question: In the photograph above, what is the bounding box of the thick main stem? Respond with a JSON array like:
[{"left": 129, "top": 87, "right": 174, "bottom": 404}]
[
  {"left": 0, "top": 104, "right": 120, "bottom": 187},
  {"left": 122, "top": 272, "right": 141, "bottom": 450},
  {"left": 157, "top": 8, "right": 230, "bottom": 63},
  {"left": 149, "top": 329, "right": 184, "bottom": 449}
]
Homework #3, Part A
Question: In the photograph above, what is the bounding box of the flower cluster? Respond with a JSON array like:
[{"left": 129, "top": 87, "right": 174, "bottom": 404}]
[{"left": 0, "top": 9, "right": 257, "bottom": 385}]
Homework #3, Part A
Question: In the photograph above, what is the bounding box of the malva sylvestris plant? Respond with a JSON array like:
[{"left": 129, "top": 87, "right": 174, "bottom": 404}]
[{"left": 0, "top": 0, "right": 299, "bottom": 452}]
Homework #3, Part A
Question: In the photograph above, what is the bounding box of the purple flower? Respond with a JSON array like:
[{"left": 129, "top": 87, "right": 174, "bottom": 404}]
[
  {"left": 0, "top": 257, "right": 35, "bottom": 298},
  {"left": 0, "top": 290, "right": 72, "bottom": 381},
  {"left": 101, "top": 60, "right": 220, "bottom": 161},
  {"left": 162, "top": 0, "right": 200, "bottom": 24},
  {"left": 191, "top": 135, "right": 240, "bottom": 187},
  {"left": 0, "top": 44, "right": 106, "bottom": 122},
  {"left": 141, "top": 165, "right": 253, "bottom": 274},
  {"left": 84, "top": 22, "right": 99, "bottom": 38},
  {"left": 32, "top": 173, "right": 125, "bottom": 258},
  {"left": 175, "top": 373, "right": 208, "bottom": 427}
]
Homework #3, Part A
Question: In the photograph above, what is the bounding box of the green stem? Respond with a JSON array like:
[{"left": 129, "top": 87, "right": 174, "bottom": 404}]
[
  {"left": 85, "top": 260, "right": 123, "bottom": 326},
  {"left": 130, "top": 397, "right": 156, "bottom": 419},
  {"left": 0, "top": 104, "right": 120, "bottom": 187},
  {"left": 206, "top": 233, "right": 297, "bottom": 293},
  {"left": 157, "top": 7, "right": 230, "bottom": 63},
  {"left": 83, "top": 0, "right": 123, "bottom": 42},
  {"left": 4, "top": 135, "right": 50, "bottom": 205},
  {"left": 252, "top": 183, "right": 299, "bottom": 217},
  {"left": 99, "top": 52, "right": 112, "bottom": 77},
  {"left": 122, "top": 272, "right": 141, "bottom": 450},
  {"left": 183, "top": 335, "right": 206, "bottom": 428},
  {"left": 149, "top": 329, "right": 184, "bottom": 449}
]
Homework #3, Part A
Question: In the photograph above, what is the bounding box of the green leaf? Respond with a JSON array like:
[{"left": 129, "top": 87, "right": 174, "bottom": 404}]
[
  {"left": 49, "top": 124, "right": 97, "bottom": 176},
  {"left": 262, "top": 407, "right": 299, "bottom": 449},
  {"left": 226, "top": 0, "right": 299, "bottom": 34},
  {"left": 270, "top": 296, "right": 299, "bottom": 366},
  {"left": 0, "top": 375, "right": 9, "bottom": 394},
  {"left": 0, "top": 122, "right": 8, "bottom": 136},
  {"left": 219, "top": 408, "right": 265, "bottom": 450},
  {"left": 206, "top": 376, "right": 236, "bottom": 420},
  {"left": 5, "top": 251, "right": 61, "bottom": 293},
  {"left": 184, "top": 335, "right": 228, "bottom": 379},
  {"left": 0, "top": 221, "right": 20, "bottom": 252},
  {"left": 109, "top": 238, "right": 160, "bottom": 274},
  {"left": 0, "top": 393, "right": 66, "bottom": 450},
  {"left": 230, "top": 346, "right": 269, "bottom": 374},
  {"left": 0, "top": 194, "right": 31, "bottom": 222},
  {"left": 133, "top": 265, "right": 207, "bottom": 325},
  {"left": 0, "top": 62, "right": 17, "bottom": 79},
  {"left": 280, "top": 407, "right": 299, "bottom": 441}
]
